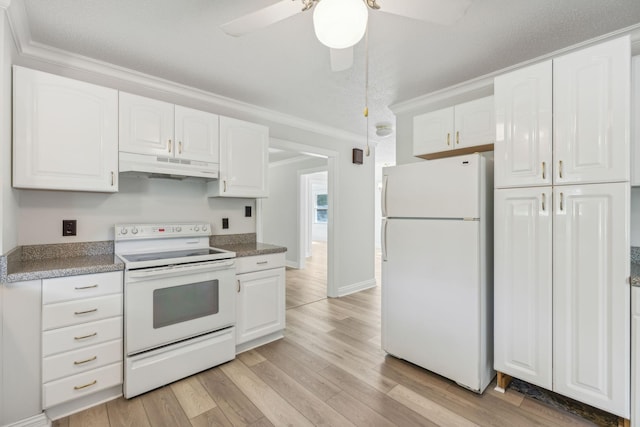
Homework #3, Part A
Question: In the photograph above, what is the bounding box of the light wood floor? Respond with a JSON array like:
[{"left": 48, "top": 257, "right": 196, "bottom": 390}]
[
  {"left": 285, "top": 241, "right": 328, "bottom": 309},
  {"left": 52, "top": 250, "right": 600, "bottom": 427}
]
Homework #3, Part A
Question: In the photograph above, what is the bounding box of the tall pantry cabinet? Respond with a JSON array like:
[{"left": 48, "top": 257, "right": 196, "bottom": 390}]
[{"left": 494, "top": 36, "right": 631, "bottom": 419}]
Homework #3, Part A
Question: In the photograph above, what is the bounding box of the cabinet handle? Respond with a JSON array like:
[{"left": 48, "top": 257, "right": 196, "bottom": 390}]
[
  {"left": 73, "top": 356, "right": 97, "bottom": 365},
  {"left": 74, "top": 308, "right": 98, "bottom": 315},
  {"left": 456, "top": 131, "right": 460, "bottom": 145},
  {"left": 558, "top": 160, "right": 563, "bottom": 179},
  {"left": 224, "top": 180, "right": 227, "bottom": 193},
  {"left": 178, "top": 141, "right": 182, "bottom": 154},
  {"left": 168, "top": 139, "right": 172, "bottom": 153},
  {"left": 541, "top": 162, "right": 546, "bottom": 180},
  {"left": 74, "top": 332, "right": 97, "bottom": 341},
  {"left": 74, "top": 380, "right": 97, "bottom": 390},
  {"left": 541, "top": 193, "right": 546, "bottom": 212},
  {"left": 111, "top": 172, "right": 115, "bottom": 186},
  {"left": 237, "top": 279, "right": 241, "bottom": 293},
  {"left": 257, "top": 261, "right": 268, "bottom": 265},
  {"left": 75, "top": 284, "right": 98, "bottom": 290},
  {"left": 447, "top": 133, "right": 450, "bottom": 146},
  {"left": 560, "top": 192, "right": 564, "bottom": 211}
]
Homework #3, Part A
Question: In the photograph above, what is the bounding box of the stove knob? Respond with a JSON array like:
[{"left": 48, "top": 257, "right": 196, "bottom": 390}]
[
  {"left": 194, "top": 226, "right": 200, "bottom": 232},
  {"left": 131, "top": 227, "right": 138, "bottom": 235},
  {"left": 202, "top": 225, "right": 208, "bottom": 232},
  {"left": 176, "top": 226, "right": 182, "bottom": 232},
  {"left": 121, "top": 228, "right": 128, "bottom": 235}
]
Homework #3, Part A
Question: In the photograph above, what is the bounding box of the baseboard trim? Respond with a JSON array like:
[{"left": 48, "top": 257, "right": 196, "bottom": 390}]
[
  {"left": 236, "top": 331, "right": 284, "bottom": 354},
  {"left": 44, "top": 386, "right": 122, "bottom": 421},
  {"left": 285, "top": 260, "right": 299, "bottom": 269},
  {"left": 336, "top": 278, "right": 376, "bottom": 297},
  {"left": 3, "top": 413, "right": 49, "bottom": 427}
]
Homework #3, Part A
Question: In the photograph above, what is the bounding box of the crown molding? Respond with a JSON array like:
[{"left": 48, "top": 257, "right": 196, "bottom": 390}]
[
  {"left": 391, "top": 23, "right": 640, "bottom": 115},
  {"left": 3, "top": 0, "right": 364, "bottom": 145}
]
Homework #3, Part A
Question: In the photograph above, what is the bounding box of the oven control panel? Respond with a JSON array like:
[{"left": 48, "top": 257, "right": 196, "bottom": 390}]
[{"left": 115, "top": 223, "right": 211, "bottom": 240}]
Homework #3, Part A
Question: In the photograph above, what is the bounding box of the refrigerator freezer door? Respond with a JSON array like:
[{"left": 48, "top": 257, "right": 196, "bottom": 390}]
[
  {"left": 382, "top": 218, "right": 483, "bottom": 391},
  {"left": 382, "top": 154, "right": 481, "bottom": 219}
]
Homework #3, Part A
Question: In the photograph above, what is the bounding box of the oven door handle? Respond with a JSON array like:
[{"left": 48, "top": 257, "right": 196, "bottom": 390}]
[{"left": 126, "top": 260, "right": 235, "bottom": 280}]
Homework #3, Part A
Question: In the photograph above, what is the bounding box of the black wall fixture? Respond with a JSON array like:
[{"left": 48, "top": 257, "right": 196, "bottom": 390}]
[{"left": 352, "top": 148, "right": 363, "bottom": 165}]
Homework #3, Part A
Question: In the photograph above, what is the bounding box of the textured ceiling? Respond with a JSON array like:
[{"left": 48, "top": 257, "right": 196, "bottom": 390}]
[{"left": 20, "top": 0, "right": 640, "bottom": 165}]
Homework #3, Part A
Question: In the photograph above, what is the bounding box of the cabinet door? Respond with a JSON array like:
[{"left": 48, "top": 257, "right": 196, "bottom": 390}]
[
  {"left": 119, "top": 92, "right": 174, "bottom": 156},
  {"left": 632, "top": 56, "right": 640, "bottom": 186},
  {"left": 494, "top": 61, "right": 553, "bottom": 188},
  {"left": 554, "top": 37, "right": 630, "bottom": 185},
  {"left": 633, "top": 288, "right": 640, "bottom": 426},
  {"left": 454, "top": 96, "right": 495, "bottom": 149},
  {"left": 553, "top": 182, "right": 630, "bottom": 417},
  {"left": 494, "top": 188, "right": 553, "bottom": 389},
  {"left": 174, "top": 105, "right": 219, "bottom": 163},
  {"left": 236, "top": 268, "right": 285, "bottom": 345},
  {"left": 413, "top": 107, "right": 454, "bottom": 156},
  {"left": 217, "top": 116, "right": 268, "bottom": 197},
  {"left": 13, "top": 67, "right": 118, "bottom": 192}
]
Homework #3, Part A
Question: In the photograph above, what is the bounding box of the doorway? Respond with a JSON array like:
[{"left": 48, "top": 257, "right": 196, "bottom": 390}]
[{"left": 258, "top": 138, "right": 338, "bottom": 307}]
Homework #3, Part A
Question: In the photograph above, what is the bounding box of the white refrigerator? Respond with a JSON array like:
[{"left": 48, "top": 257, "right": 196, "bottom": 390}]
[{"left": 381, "top": 153, "right": 494, "bottom": 393}]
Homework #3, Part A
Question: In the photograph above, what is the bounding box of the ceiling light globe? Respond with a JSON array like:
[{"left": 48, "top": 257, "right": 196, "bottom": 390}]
[{"left": 313, "top": 0, "right": 368, "bottom": 49}]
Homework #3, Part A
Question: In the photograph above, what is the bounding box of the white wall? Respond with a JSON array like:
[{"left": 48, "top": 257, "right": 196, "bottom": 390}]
[
  {"left": 17, "top": 177, "right": 255, "bottom": 245},
  {"left": 631, "top": 188, "right": 640, "bottom": 246},
  {"left": 262, "top": 157, "right": 327, "bottom": 267},
  {"left": 1, "top": 10, "right": 17, "bottom": 254}
]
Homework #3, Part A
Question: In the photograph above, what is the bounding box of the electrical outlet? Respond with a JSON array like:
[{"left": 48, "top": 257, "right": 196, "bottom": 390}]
[
  {"left": 245, "top": 206, "right": 252, "bottom": 217},
  {"left": 62, "top": 220, "right": 77, "bottom": 236},
  {"left": 222, "top": 218, "right": 229, "bottom": 229}
]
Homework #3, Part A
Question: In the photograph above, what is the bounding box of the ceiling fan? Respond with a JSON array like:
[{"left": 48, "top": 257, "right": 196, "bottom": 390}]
[{"left": 221, "top": 0, "right": 473, "bottom": 71}]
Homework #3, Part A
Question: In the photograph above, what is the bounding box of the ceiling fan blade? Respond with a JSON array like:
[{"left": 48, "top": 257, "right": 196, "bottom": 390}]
[
  {"left": 330, "top": 47, "right": 354, "bottom": 72},
  {"left": 377, "top": 0, "right": 472, "bottom": 26},
  {"left": 221, "top": 0, "right": 303, "bottom": 37}
]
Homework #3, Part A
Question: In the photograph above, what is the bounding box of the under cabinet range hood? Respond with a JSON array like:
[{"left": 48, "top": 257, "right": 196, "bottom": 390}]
[{"left": 119, "top": 152, "right": 219, "bottom": 180}]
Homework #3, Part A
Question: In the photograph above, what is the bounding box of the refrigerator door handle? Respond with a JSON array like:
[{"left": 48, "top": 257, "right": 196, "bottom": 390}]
[
  {"left": 382, "top": 219, "right": 388, "bottom": 261},
  {"left": 381, "top": 175, "right": 389, "bottom": 217}
]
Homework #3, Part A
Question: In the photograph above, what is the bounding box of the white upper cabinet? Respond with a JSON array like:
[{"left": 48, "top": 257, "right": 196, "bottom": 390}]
[
  {"left": 119, "top": 93, "right": 174, "bottom": 156},
  {"left": 413, "top": 97, "right": 494, "bottom": 158},
  {"left": 13, "top": 66, "right": 118, "bottom": 192},
  {"left": 413, "top": 107, "right": 454, "bottom": 155},
  {"left": 553, "top": 37, "right": 630, "bottom": 185},
  {"left": 552, "top": 182, "right": 630, "bottom": 416},
  {"left": 632, "top": 55, "right": 640, "bottom": 186},
  {"left": 208, "top": 116, "right": 268, "bottom": 198},
  {"left": 174, "top": 105, "right": 219, "bottom": 163},
  {"left": 494, "top": 187, "right": 553, "bottom": 390},
  {"left": 494, "top": 61, "right": 553, "bottom": 188},
  {"left": 119, "top": 92, "right": 219, "bottom": 162}
]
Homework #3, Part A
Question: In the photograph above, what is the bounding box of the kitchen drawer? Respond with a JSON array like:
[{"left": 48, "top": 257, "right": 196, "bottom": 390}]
[
  {"left": 43, "top": 317, "right": 122, "bottom": 357},
  {"left": 43, "top": 339, "right": 122, "bottom": 383},
  {"left": 43, "top": 294, "right": 123, "bottom": 331},
  {"left": 43, "top": 271, "right": 123, "bottom": 304},
  {"left": 43, "top": 362, "right": 123, "bottom": 409},
  {"left": 235, "top": 253, "right": 285, "bottom": 274}
]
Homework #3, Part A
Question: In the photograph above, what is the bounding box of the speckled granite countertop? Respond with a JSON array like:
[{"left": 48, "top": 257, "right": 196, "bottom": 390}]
[
  {"left": 210, "top": 233, "right": 287, "bottom": 258},
  {"left": 631, "top": 247, "right": 640, "bottom": 287},
  {"left": 1, "top": 241, "right": 123, "bottom": 283}
]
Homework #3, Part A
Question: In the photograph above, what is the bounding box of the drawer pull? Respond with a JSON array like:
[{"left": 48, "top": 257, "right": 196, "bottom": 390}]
[
  {"left": 74, "top": 380, "right": 97, "bottom": 390},
  {"left": 74, "top": 356, "right": 97, "bottom": 365},
  {"left": 74, "top": 332, "right": 97, "bottom": 341},
  {"left": 75, "top": 284, "right": 98, "bottom": 290},
  {"left": 256, "top": 261, "right": 268, "bottom": 265},
  {"left": 74, "top": 308, "right": 98, "bottom": 315}
]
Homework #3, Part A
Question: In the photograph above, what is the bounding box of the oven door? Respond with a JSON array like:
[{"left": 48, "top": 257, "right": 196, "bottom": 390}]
[{"left": 124, "top": 259, "right": 235, "bottom": 355}]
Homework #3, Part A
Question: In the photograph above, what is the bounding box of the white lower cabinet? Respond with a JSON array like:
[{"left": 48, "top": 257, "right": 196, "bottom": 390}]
[
  {"left": 495, "top": 182, "right": 630, "bottom": 418},
  {"left": 42, "top": 271, "right": 124, "bottom": 412},
  {"left": 633, "top": 287, "right": 639, "bottom": 426},
  {"left": 235, "top": 253, "right": 286, "bottom": 351}
]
